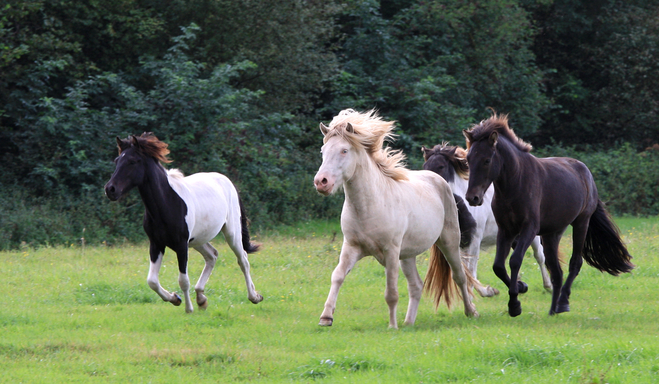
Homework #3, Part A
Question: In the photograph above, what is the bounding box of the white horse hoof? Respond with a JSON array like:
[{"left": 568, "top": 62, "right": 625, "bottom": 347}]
[
  {"left": 249, "top": 293, "right": 263, "bottom": 304},
  {"left": 319, "top": 317, "right": 333, "bottom": 326}
]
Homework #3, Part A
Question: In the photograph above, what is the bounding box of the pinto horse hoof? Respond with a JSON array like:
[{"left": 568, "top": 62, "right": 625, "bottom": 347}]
[
  {"left": 197, "top": 298, "right": 208, "bottom": 310},
  {"left": 171, "top": 293, "right": 182, "bottom": 306},
  {"left": 319, "top": 316, "right": 333, "bottom": 326},
  {"left": 517, "top": 281, "right": 529, "bottom": 294},
  {"left": 249, "top": 293, "right": 264, "bottom": 304}
]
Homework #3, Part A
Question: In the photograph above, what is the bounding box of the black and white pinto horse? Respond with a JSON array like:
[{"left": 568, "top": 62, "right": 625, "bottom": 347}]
[{"left": 104, "top": 133, "right": 263, "bottom": 313}]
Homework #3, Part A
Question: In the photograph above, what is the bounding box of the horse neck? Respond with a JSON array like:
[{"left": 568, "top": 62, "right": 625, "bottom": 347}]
[
  {"left": 449, "top": 173, "right": 469, "bottom": 198},
  {"left": 343, "top": 152, "right": 391, "bottom": 214},
  {"left": 492, "top": 138, "right": 533, "bottom": 196},
  {"left": 137, "top": 160, "right": 177, "bottom": 221}
]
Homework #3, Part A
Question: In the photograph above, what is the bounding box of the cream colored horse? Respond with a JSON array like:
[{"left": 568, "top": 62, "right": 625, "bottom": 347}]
[{"left": 313, "top": 109, "right": 480, "bottom": 328}]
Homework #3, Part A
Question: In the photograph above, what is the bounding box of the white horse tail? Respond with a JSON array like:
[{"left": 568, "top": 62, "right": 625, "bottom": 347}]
[
  {"left": 238, "top": 196, "right": 261, "bottom": 254},
  {"left": 424, "top": 244, "right": 458, "bottom": 309}
]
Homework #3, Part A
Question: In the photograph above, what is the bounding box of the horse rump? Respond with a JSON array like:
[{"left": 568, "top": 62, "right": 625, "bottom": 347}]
[{"left": 582, "top": 200, "right": 634, "bottom": 275}]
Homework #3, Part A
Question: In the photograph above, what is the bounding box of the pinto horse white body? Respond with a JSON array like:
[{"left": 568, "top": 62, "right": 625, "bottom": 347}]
[
  {"left": 313, "top": 109, "right": 479, "bottom": 328},
  {"left": 105, "top": 133, "right": 262, "bottom": 313},
  {"left": 422, "top": 145, "right": 552, "bottom": 296}
]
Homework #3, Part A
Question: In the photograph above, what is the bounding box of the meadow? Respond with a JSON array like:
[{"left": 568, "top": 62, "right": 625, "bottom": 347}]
[{"left": 1, "top": 217, "right": 658, "bottom": 383}]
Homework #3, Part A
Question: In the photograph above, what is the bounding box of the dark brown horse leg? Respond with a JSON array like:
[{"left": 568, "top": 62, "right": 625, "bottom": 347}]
[
  {"left": 542, "top": 233, "right": 564, "bottom": 315},
  {"left": 557, "top": 220, "right": 587, "bottom": 313},
  {"left": 507, "top": 231, "right": 535, "bottom": 317}
]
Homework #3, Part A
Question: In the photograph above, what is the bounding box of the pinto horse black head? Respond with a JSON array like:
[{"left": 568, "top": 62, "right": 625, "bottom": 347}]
[
  {"left": 421, "top": 143, "right": 469, "bottom": 184},
  {"left": 104, "top": 133, "right": 171, "bottom": 201}
]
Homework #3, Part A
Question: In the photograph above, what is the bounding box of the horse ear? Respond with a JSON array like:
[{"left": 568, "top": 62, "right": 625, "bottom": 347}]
[
  {"left": 421, "top": 146, "right": 431, "bottom": 161},
  {"left": 488, "top": 131, "right": 498, "bottom": 146},
  {"left": 130, "top": 135, "right": 139, "bottom": 147},
  {"left": 463, "top": 129, "right": 473, "bottom": 144},
  {"left": 346, "top": 122, "right": 354, "bottom": 134},
  {"left": 319, "top": 122, "right": 329, "bottom": 136}
]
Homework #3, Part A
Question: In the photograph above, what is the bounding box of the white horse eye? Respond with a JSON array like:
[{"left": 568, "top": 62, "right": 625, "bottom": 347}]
[{"left": 342, "top": 149, "right": 348, "bottom": 154}]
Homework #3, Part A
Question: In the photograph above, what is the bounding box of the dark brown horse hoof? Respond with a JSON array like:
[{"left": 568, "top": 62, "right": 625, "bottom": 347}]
[
  {"left": 171, "top": 293, "right": 182, "bottom": 306},
  {"left": 556, "top": 304, "right": 570, "bottom": 313},
  {"left": 319, "top": 316, "right": 333, "bottom": 326},
  {"left": 509, "top": 302, "right": 522, "bottom": 317},
  {"left": 517, "top": 281, "right": 529, "bottom": 294}
]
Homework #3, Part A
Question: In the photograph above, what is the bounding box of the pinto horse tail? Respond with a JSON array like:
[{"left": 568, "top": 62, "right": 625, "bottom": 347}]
[
  {"left": 238, "top": 196, "right": 261, "bottom": 254},
  {"left": 582, "top": 200, "right": 634, "bottom": 275}
]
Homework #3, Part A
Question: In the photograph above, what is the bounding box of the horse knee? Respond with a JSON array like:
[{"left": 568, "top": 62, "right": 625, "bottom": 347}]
[{"left": 147, "top": 277, "right": 160, "bottom": 292}]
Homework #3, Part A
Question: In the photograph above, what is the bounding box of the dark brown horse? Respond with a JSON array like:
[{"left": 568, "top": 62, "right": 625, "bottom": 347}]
[{"left": 463, "top": 114, "right": 634, "bottom": 316}]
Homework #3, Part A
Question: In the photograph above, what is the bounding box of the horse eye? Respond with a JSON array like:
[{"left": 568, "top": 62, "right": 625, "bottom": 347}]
[
  {"left": 342, "top": 149, "right": 348, "bottom": 154},
  {"left": 484, "top": 158, "right": 491, "bottom": 165}
]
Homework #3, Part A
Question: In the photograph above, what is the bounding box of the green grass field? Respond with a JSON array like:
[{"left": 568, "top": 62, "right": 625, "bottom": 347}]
[{"left": 1, "top": 217, "right": 658, "bottom": 383}]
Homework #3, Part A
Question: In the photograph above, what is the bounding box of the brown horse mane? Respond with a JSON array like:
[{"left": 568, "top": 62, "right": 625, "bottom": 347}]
[
  {"left": 465, "top": 114, "right": 532, "bottom": 153},
  {"left": 422, "top": 142, "right": 469, "bottom": 180},
  {"left": 117, "top": 132, "right": 172, "bottom": 164}
]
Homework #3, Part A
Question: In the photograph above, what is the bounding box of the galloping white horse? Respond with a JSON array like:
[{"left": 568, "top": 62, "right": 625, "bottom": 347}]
[
  {"left": 313, "top": 109, "right": 480, "bottom": 328},
  {"left": 422, "top": 143, "right": 553, "bottom": 295}
]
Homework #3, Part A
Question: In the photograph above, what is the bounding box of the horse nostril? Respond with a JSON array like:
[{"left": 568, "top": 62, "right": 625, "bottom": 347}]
[{"left": 321, "top": 178, "right": 328, "bottom": 186}]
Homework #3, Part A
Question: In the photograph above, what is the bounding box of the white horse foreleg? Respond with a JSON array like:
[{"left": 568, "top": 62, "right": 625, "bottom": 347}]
[
  {"left": 193, "top": 243, "right": 219, "bottom": 309},
  {"left": 400, "top": 257, "right": 422, "bottom": 326},
  {"left": 147, "top": 252, "right": 182, "bottom": 306},
  {"left": 319, "top": 243, "right": 361, "bottom": 326},
  {"left": 531, "top": 236, "right": 553, "bottom": 292},
  {"left": 383, "top": 252, "right": 401, "bottom": 329}
]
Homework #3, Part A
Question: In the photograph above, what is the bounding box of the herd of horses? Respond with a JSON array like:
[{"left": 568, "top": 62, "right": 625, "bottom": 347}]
[{"left": 105, "top": 108, "right": 634, "bottom": 328}]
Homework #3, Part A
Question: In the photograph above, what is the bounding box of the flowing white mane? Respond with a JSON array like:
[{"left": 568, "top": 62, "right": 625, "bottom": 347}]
[{"left": 325, "top": 109, "right": 409, "bottom": 181}]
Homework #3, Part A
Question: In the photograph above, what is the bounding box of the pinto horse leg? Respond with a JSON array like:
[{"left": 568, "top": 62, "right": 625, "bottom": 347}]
[
  {"left": 319, "top": 243, "right": 361, "bottom": 326},
  {"left": 173, "top": 245, "right": 194, "bottom": 313},
  {"left": 146, "top": 244, "right": 183, "bottom": 307},
  {"left": 193, "top": 243, "right": 219, "bottom": 310},
  {"left": 557, "top": 220, "right": 587, "bottom": 313},
  {"left": 223, "top": 225, "right": 262, "bottom": 305},
  {"left": 400, "top": 257, "right": 423, "bottom": 326},
  {"left": 530, "top": 236, "right": 553, "bottom": 293}
]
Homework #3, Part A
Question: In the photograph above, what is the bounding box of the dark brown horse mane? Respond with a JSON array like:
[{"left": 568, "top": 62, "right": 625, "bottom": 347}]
[
  {"left": 118, "top": 132, "right": 172, "bottom": 164},
  {"left": 465, "top": 114, "right": 532, "bottom": 153},
  {"left": 422, "top": 142, "right": 469, "bottom": 179}
]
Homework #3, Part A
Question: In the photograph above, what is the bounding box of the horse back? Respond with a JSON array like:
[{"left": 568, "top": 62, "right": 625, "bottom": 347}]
[
  {"left": 168, "top": 171, "right": 236, "bottom": 245},
  {"left": 535, "top": 157, "right": 599, "bottom": 231}
]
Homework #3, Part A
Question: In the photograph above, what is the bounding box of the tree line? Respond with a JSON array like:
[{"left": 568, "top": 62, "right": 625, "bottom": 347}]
[{"left": 1, "top": 0, "right": 658, "bottom": 249}]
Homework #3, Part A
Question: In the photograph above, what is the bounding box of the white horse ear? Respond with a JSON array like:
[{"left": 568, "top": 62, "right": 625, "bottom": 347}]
[
  {"left": 488, "top": 131, "right": 498, "bottom": 146},
  {"left": 346, "top": 122, "right": 354, "bottom": 133},
  {"left": 319, "top": 122, "right": 329, "bottom": 136}
]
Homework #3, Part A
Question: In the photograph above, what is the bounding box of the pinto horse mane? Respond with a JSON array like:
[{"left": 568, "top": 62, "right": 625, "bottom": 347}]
[
  {"left": 422, "top": 142, "right": 469, "bottom": 180},
  {"left": 117, "top": 132, "right": 172, "bottom": 164},
  {"left": 465, "top": 114, "right": 532, "bottom": 153},
  {"left": 324, "top": 109, "right": 409, "bottom": 181}
]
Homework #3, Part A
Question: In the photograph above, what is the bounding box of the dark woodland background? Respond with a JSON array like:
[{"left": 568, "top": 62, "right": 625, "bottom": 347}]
[{"left": 1, "top": 0, "right": 658, "bottom": 249}]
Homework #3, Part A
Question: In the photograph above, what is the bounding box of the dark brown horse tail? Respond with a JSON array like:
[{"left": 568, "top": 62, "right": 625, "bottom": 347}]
[
  {"left": 582, "top": 200, "right": 634, "bottom": 275},
  {"left": 424, "top": 244, "right": 459, "bottom": 309},
  {"left": 454, "top": 194, "right": 477, "bottom": 249},
  {"left": 239, "top": 196, "right": 261, "bottom": 254}
]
